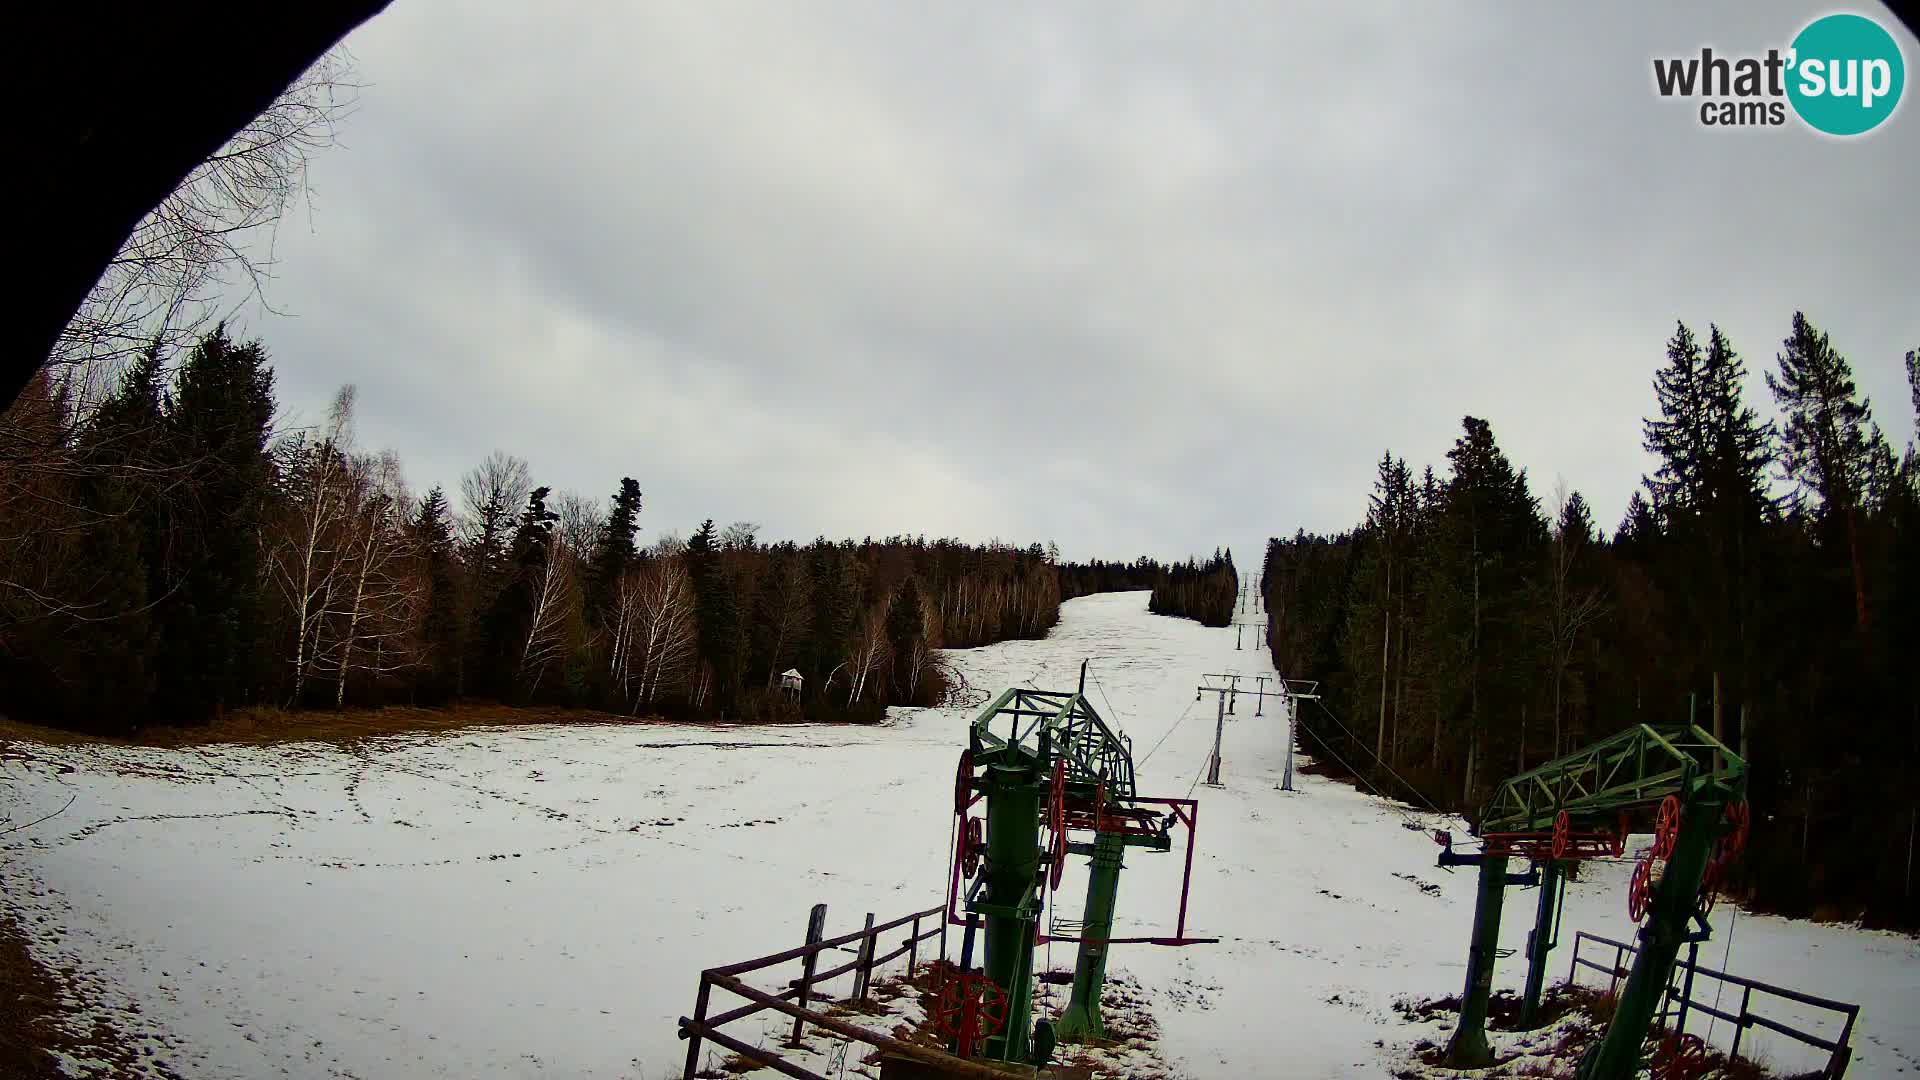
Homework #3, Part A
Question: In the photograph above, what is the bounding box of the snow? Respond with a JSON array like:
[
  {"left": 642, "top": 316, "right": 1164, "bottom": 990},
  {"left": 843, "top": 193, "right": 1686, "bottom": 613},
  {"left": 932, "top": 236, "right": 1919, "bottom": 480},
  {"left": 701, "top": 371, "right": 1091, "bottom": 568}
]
[{"left": 2, "top": 591, "right": 1915, "bottom": 1078}]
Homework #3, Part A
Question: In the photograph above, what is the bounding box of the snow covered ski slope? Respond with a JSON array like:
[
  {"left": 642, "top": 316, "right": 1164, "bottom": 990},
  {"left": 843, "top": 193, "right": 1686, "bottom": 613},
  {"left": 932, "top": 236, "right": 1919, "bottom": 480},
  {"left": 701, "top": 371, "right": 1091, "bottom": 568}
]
[{"left": 2, "top": 591, "right": 1915, "bottom": 1078}]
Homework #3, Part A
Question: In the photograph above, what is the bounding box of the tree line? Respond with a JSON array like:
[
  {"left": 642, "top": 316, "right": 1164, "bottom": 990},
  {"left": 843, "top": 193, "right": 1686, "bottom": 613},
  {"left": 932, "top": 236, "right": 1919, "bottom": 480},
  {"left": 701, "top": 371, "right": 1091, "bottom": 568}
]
[
  {"left": 1263, "top": 313, "right": 1919, "bottom": 928},
  {"left": 0, "top": 327, "right": 1168, "bottom": 734},
  {"left": 1149, "top": 550, "right": 1239, "bottom": 627},
  {"left": 1058, "top": 556, "right": 1165, "bottom": 600}
]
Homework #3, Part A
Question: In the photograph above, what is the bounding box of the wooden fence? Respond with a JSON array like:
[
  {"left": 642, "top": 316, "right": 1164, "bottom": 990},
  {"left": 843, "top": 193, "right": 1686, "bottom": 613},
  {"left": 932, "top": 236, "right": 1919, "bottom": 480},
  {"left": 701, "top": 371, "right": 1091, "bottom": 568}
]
[{"left": 678, "top": 902, "right": 1025, "bottom": 1080}]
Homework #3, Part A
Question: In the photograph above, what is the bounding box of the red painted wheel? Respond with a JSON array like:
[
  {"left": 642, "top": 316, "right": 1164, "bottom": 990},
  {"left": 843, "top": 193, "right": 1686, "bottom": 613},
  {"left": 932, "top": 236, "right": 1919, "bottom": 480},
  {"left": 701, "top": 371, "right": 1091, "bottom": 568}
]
[
  {"left": 1658, "top": 1033, "right": 1707, "bottom": 1079},
  {"left": 955, "top": 749, "right": 974, "bottom": 816},
  {"left": 1628, "top": 854, "right": 1655, "bottom": 922},
  {"left": 961, "top": 816, "right": 984, "bottom": 878},
  {"left": 975, "top": 979, "right": 1009, "bottom": 1037},
  {"left": 1723, "top": 800, "right": 1750, "bottom": 857},
  {"left": 1552, "top": 810, "right": 1571, "bottom": 860},
  {"left": 1048, "top": 763, "right": 1068, "bottom": 891},
  {"left": 1653, "top": 795, "right": 1682, "bottom": 859},
  {"left": 1698, "top": 855, "right": 1722, "bottom": 918}
]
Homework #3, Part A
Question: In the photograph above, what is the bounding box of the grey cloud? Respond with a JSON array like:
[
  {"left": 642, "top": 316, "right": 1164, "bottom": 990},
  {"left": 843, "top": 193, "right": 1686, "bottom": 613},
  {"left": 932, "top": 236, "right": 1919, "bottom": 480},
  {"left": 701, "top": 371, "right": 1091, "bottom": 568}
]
[{"left": 236, "top": 0, "right": 1919, "bottom": 564}]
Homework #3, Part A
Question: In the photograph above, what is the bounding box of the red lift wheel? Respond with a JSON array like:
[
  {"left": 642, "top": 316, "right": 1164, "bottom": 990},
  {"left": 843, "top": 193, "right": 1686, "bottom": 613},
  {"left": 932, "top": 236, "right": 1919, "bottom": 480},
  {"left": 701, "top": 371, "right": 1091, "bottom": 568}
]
[
  {"left": 1699, "top": 850, "right": 1725, "bottom": 918},
  {"left": 1723, "top": 800, "right": 1750, "bottom": 857},
  {"left": 933, "top": 973, "right": 1009, "bottom": 1059},
  {"left": 961, "top": 816, "right": 984, "bottom": 878},
  {"left": 1047, "top": 760, "right": 1069, "bottom": 891},
  {"left": 1653, "top": 795, "right": 1682, "bottom": 859},
  {"left": 1655, "top": 1033, "right": 1708, "bottom": 1080},
  {"left": 954, "top": 749, "right": 974, "bottom": 817},
  {"left": 1552, "top": 810, "right": 1571, "bottom": 860},
  {"left": 1628, "top": 854, "right": 1655, "bottom": 922}
]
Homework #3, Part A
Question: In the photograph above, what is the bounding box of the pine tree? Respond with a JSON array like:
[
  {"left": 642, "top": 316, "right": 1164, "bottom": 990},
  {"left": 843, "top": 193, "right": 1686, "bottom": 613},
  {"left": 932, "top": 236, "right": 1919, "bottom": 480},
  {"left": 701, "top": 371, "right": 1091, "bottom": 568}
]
[
  {"left": 887, "top": 575, "right": 926, "bottom": 703},
  {"left": 585, "top": 478, "right": 642, "bottom": 621},
  {"left": 152, "top": 326, "right": 277, "bottom": 722},
  {"left": 414, "top": 486, "right": 462, "bottom": 701},
  {"left": 1438, "top": 416, "right": 1547, "bottom": 798},
  {"left": 1768, "top": 312, "right": 1885, "bottom": 632},
  {"left": 1641, "top": 322, "right": 1773, "bottom": 741},
  {"left": 482, "top": 486, "right": 557, "bottom": 700},
  {"left": 687, "top": 518, "right": 743, "bottom": 714}
]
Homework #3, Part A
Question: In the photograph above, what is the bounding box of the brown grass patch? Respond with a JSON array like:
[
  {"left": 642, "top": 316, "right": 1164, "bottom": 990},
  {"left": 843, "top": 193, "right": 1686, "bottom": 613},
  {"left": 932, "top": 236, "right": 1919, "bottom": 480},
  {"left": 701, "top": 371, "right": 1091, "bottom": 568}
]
[
  {"left": 0, "top": 913, "right": 67, "bottom": 1080},
  {"left": 0, "top": 702, "right": 683, "bottom": 749}
]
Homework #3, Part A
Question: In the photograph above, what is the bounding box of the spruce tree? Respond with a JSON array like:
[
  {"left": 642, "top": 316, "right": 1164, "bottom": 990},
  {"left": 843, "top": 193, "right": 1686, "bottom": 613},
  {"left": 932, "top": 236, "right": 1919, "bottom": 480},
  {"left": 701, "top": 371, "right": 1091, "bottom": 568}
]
[
  {"left": 482, "top": 486, "right": 557, "bottom": 700},
  {"left": 585, "top": 477, "right": 642, "bottom": 620},
  {"left": 887, "top": 575, "right": 925, "bottom": 703},
  {"left": 687, "top": 519, "right": 742, "bottom": 714},
  {"left": 153, "top": 326, "right": 277, "bottom": 722},
  {"left": 1768, "top": 312, "right": 1884, "bottom": 631},
  {"left": 1438, "top": 416, "right": 1547, "bottom": 798},
  {"left": 415, "top": 486, "right": 462, "bottom": 701}
]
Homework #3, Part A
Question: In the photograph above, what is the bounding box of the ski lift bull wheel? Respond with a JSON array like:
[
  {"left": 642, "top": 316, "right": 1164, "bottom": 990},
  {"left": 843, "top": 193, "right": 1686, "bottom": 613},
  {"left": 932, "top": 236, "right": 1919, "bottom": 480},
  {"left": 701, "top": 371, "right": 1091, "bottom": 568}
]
[
  {"left": 1628, "top": 853, "right": 1655, "bottom": 922},
  {"left": 1653, "top": 795, "right": 1682, "bottom": 859},
  {"left": 960, "top": 816, "right": 984, "bottom": 878},
  {"left": 1047, "top": 758, "right": 1068, "bottom": 890},
  {"left": 1653, "top": 1032, "right": 1708, "bottom": 1080},
  {"left": 1723, "top": 799, "right": 1750, "bottom": 857},
  {"left": 1552, "top": 810, "right": 1571, "bottom": 860},
  {"left": 955, "top": 748, "right": 974, "bottom": 817}
]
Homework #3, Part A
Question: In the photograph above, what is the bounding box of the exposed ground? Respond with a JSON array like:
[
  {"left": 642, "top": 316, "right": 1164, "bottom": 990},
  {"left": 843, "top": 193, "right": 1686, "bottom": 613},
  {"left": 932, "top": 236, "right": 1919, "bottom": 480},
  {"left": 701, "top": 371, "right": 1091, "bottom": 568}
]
[
  {"left": 2, "top": 593, "right": 1915, "bottom": 1078},
  {"left": 0, "top": 703, "right": 676, "bottom": 750}
]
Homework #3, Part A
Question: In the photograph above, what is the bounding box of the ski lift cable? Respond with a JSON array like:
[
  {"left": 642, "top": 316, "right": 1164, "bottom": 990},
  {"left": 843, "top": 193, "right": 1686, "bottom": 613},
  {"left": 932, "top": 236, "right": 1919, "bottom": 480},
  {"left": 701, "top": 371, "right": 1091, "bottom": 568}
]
[
  {"left": 1307, "top": 697, "right": 1448, "bottom": 818},
  {"left": 1706, "top": 905, "right": 1739, "bottom": 1045},
  {"left": 1090, "top": 668, "right": 1127, "bottom": 733},
  {"left": 1185, "top": 745, "right": 1211, "bottom": 800},
  {"left": 1290, "top": 715, "right": 1420, "bottom": 828},
  {"left": 1137, "top": 695, "right": 1199, "bottom": 768}
]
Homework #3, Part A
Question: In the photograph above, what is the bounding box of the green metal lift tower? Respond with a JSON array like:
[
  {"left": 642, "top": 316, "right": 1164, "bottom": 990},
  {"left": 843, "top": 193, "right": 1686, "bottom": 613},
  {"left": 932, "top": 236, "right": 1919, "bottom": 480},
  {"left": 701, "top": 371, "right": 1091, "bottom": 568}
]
[
  {"left": 942, "top": 666, "right": 1213, "bottom": 1066},
  {"left": 1433, "top": 723, "right": 1748, "bottom": 1080}
]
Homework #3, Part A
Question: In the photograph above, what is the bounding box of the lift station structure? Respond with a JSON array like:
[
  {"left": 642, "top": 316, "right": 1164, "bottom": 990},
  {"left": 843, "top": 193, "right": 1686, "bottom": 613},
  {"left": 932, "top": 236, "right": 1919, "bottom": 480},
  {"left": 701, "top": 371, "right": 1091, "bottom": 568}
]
[
  {"left": 1432, "top": 722, "right": 1749, "bottom": 1080},
  {"left": 940, "top": 664, "right": 1215, "bottom": 1067}
]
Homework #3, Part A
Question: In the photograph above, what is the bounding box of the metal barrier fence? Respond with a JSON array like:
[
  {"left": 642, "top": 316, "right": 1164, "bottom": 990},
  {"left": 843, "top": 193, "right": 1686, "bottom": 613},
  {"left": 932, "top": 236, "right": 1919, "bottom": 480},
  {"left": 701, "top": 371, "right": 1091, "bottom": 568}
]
[
  {"left": 1566, "top": 930, "right": 1860, "bottom": 1078},
  {"left": 678, "top": 902, "right": 1007, "bottom": 1080}
]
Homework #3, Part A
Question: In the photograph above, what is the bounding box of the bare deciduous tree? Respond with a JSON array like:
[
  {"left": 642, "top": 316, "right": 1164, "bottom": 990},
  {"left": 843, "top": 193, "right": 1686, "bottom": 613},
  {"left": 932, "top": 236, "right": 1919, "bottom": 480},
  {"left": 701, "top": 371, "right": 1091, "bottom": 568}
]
[
  {"left": 327, "top": 451, "right": 424, "bottom": 706},
  {"left": 845, "top": 605, "right": 891, "bottom": 706},
  {"left": 761, "top": 560, "right": 812, "bottom": 688},
  {"left": 551, "top": 490, "right": 603, "bottom": 559},
  {"left": 51, "top": 53, "right": 360, "bottom": 394},
  {"left": 629, "top": 555, "right": 698, "bottom": 711},
  {"left": 459, "top": 451, "right": 532, "bottom": 576},
  {"left": 266, "top": 385, "right": 356, "bottom": 703}
]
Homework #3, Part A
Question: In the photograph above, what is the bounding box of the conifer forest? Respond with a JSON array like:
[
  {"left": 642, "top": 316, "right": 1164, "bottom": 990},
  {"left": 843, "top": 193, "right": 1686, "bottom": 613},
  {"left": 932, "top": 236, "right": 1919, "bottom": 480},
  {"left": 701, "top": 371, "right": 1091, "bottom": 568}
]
[{"left": 1264, "top": 315, "right": 1920, "bottom": 929}]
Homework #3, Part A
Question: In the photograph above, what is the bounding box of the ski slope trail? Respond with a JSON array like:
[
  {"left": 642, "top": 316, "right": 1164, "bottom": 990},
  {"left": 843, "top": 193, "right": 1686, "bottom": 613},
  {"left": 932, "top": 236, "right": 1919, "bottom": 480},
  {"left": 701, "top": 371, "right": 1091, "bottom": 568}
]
[{"left": 1, "top": 592, "right": 1914, "bottom": 1078}]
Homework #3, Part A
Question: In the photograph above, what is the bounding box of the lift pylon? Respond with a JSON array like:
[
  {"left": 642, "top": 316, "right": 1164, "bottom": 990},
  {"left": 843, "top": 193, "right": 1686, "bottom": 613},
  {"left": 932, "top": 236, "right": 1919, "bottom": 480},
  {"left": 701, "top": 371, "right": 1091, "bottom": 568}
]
[
  {"left": 1431, "top": 723, "right": 1748, "bottom": 1077},
  {"left": 946, "top": 663, "right": 1215, "bottom": 1065}
]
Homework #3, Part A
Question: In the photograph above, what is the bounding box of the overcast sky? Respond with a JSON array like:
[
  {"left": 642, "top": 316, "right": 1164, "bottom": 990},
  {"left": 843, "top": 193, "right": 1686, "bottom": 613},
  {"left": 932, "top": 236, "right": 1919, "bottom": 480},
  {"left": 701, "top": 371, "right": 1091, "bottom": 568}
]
[{"left": 233, "top": 1, "right": 1919, "bottom": 568}]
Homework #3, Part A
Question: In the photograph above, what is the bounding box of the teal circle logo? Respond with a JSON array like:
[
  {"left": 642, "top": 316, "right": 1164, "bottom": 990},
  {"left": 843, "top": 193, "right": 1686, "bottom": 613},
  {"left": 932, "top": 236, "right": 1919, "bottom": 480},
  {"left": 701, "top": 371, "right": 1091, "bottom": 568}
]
[{"left": 1787, "top": 13, "right": 1905, "bottom": 136}]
